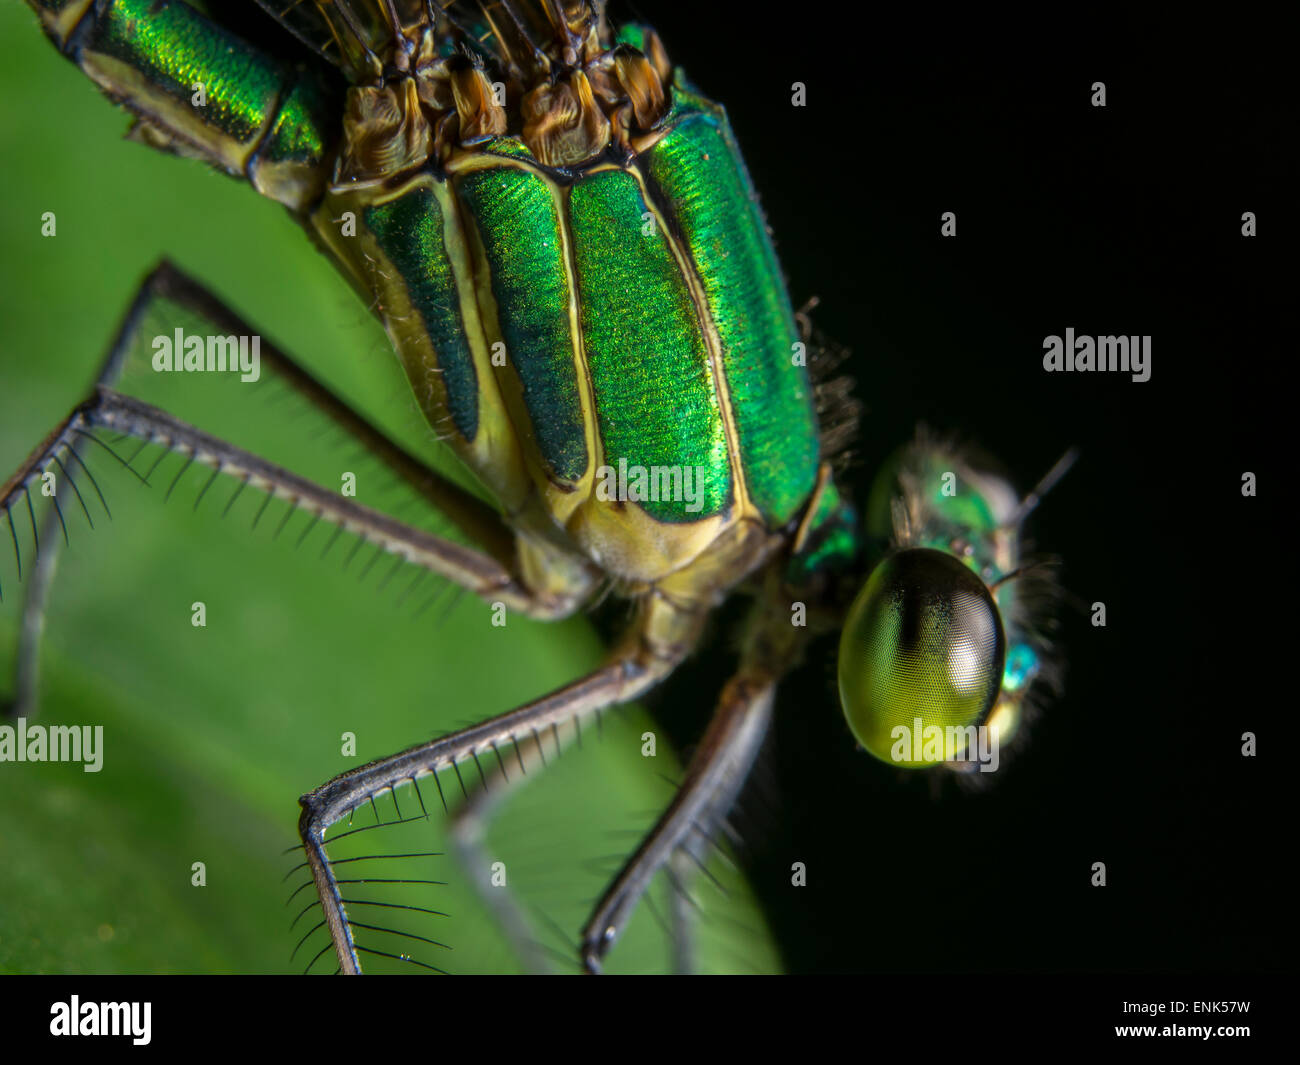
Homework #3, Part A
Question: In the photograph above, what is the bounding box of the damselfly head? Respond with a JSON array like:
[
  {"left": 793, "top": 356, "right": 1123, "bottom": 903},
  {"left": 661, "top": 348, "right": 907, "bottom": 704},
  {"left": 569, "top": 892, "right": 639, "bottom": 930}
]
[
  {"left": 837, "top": 547, "right": 1006, "bottom": 767},
  {"left": 835, "top": 433, "right": 1071, "bottom": 775}
]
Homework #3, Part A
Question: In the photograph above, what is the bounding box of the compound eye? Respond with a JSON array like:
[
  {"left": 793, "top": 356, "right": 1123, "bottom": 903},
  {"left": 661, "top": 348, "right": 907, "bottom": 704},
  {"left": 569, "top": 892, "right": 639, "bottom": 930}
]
[{"left": 838, "top": 548, "right": 1005, "bottom": 767}]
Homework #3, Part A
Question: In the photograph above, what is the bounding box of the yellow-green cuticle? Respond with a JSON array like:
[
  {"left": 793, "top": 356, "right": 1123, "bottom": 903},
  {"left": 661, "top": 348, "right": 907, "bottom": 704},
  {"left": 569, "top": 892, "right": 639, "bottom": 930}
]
[{"left": 838, "top": 548, "right": 1006, "bottom": 767}]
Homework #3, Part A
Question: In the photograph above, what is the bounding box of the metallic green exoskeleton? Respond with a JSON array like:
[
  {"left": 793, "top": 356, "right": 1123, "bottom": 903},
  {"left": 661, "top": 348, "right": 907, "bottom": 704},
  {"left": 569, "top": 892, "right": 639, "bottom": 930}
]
[{"left": 5, "top": 0, "right": 1067, "bottom": 974}]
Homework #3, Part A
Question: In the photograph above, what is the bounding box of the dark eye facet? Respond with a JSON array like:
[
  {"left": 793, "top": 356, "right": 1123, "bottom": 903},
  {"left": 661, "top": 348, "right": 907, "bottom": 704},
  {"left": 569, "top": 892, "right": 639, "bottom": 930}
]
[{"left": 838, "top": 548, "right": 1006, "bottom": 767}]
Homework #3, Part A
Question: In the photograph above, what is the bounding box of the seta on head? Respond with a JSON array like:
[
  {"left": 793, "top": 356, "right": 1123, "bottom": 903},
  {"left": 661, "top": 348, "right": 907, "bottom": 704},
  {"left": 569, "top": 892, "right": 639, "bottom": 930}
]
[{"left": 836, "top": 436, "right": 1075, "bottom": 775}]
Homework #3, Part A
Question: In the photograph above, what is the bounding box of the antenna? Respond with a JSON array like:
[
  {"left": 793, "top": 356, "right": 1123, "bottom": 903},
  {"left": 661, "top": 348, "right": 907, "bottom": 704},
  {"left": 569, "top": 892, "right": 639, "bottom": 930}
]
[{"left": 1005, "top": 446, "right": 1080, "bottom": 528}]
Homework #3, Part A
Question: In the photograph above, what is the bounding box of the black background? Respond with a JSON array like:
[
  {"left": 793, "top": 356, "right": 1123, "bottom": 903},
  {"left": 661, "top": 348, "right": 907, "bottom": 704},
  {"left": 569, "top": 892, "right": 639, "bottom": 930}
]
[{"left": 631, "top": 6, "right": 1287, "bottom": 973}]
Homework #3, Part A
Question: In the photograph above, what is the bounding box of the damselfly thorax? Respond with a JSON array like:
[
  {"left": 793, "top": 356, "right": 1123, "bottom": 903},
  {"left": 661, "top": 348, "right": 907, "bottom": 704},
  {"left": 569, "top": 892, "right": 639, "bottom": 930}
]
[{"left": 311, "top": 69, "right": 832, "bottom": 618}]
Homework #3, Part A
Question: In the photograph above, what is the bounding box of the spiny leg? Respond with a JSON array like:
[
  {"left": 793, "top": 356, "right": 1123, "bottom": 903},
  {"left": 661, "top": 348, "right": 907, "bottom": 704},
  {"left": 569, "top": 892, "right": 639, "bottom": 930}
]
[
  {"left": 3, "top": 263, "right": 147, "bottom": 719},
  {"left": 3, "top": 262, "right": 592, "bottom": 712},
  {"left": 667, "top": 847, "right": 703, "bottom": 975},
  {"left": 449, "top": 666, "right": 723, "bottom": 975},
  {"left": 440, "top": 680, "right": 673, "bottom": 974},
  {"left": 300, "top": 595, "right": 705, "bottom": 974},
  {"left": 3, "top": 432, "right": 123, "bottom": 718},
  {"left": 6, "top": 468, "right": 82, "bottom": 721},
  {"left": 1, "top": 388, "right": 565, "bottom": 609},
  {"left": 447, "top": 720, "right": 570, "bottom": 974},
  {"left": 3, "top": 366, "right": 594, "bottom": 971},
  {"left": 446, "top": 657, "right": 724, "bottom": 975},
  {"left": 580, "top": 668, "right": 777, "bottom": 974},
  {"left": 126, "top": 263, "right": 518, "bottom": 561}
]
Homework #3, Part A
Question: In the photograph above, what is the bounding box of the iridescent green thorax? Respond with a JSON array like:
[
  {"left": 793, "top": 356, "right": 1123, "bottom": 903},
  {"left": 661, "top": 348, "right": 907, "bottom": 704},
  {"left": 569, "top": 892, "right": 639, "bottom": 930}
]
[
  {"left": 646, "top": 89, "right": 821, "bottom": 527},
  {"left": 44, "top": 0, "right": 827, "bottom": 547},
  {"left": 569, "top": 167, "right": 731, "bottom": 522},
  {"left": 66, "top": 0, "right": 835, "bottom": 575},
  {"left": 364, "top": 188, "right": 479, "bottom": 442},
  {"left": 457, "top": 167, "right": 586, "bottom": 481},
  {"left": 323, "top": 78, "right": 825, "bottom": 550}
]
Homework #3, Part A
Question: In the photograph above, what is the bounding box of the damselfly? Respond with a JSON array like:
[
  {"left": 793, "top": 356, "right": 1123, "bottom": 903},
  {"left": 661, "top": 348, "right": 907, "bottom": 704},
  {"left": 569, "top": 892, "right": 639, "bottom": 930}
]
[{"left": 1, "top": 1, "right": 1071, "bottom": 975}]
